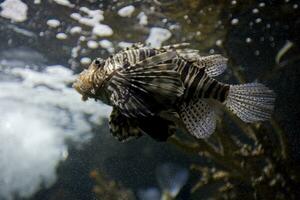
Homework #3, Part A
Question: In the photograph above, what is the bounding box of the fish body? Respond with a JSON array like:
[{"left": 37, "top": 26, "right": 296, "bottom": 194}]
[{"left": 73, "top": 43, "right": 275, "bottom": 141}]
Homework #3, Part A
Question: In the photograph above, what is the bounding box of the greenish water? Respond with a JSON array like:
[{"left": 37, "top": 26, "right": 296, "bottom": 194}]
[{"left": 0, "top": 0, "right": 299, "bottom": 200}]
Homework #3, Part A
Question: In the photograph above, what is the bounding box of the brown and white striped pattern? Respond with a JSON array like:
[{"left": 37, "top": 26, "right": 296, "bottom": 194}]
[{"left": 104, "top": 47, "right": 229, "bottom": 103}]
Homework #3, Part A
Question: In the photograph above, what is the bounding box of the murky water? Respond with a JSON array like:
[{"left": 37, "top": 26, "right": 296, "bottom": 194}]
[{"left": 0, "top": 0, "right": 299, "bottom": 200}]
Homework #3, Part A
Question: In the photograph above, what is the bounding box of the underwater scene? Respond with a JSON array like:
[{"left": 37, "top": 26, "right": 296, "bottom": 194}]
[{"left": 0, "top": 0, "right": 299, "bottom": 199}]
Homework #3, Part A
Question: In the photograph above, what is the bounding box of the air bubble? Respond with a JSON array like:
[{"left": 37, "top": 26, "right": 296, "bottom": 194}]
[
  {"left": 231, "top": 18, "right": 239, "bottom": 25},
  {"left": 47, "top": 19, "right": 60, "bottom": 28},
  {"left": 216, "top": 40, "right": 222, "bottom": 46},
  {"left": 252, "top": 8, "right": 259, "bottom": 14},
  {"left": 56, "top": 33, "right": 67, "bottom": 40},
  {"left": 246, "top": 37, "right": 252, "bottom": 43},
  {"left": 70, "top": 26, "right": 82, "bottom": 34},
  {"left": 80, "top": 57, "right": 91, "bottom": 65},
  {"left": 255, "top": 18, "right": 262, "bottom": 23},
  {"left": 87, "top": 40, "right": 98, "bottom": 49}
]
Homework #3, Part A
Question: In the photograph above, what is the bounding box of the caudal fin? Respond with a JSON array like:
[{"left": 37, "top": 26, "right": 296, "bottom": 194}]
[{"left": 225, "top": 83, "right": 275, "bottom": 123}]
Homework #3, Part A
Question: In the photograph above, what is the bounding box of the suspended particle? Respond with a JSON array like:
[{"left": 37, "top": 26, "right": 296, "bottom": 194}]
[
  {"left": 231, "top": 0, "right": 237, "bottom": 5},
  {"left": 216, "top": 40, "right": 222, "bottom": 46},
  {"left": 255, "top": 18, "right": 262, "bottom": 23},
  {"left": 231, "top": 18, "right": 239, "bottom": 25},
  {"left": 246, "top": 37, "right": 252, "bottom": 43},
  {"left": 252, "top": 8, "right": 259, "bottom": 14},
  {"left": 259, "top": 2, "right": 265, "bottom": 7}
]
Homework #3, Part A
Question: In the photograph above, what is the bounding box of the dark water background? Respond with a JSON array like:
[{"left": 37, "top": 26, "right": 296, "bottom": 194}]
[{"left": 0, "top": 0, "right": 299, "bottom": 200}]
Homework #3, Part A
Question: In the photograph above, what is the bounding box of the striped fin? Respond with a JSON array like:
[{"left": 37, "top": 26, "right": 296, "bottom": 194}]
[
  {"left": 225, "top": 83, "right": 275, "bottom": 123},
  {"left": 107, "top": 52, "right": 184, "bottom": 117},
  {"left": 108, "top": 83, "right": 154, "bottom": 117},
  {"left": 161, "top": 43, "right": 190, "bottom": 49},
  {"left": 109, "top": 107, "right": 143, "bottom": 142},
  {"left": 196, "top": 55, "right": 228, "bottom": 77},
  {"left": 160, "top": 43, "right": 202, "bottom": 61},
  {"left": 180, "top": 99, "right": 216, "bottom": 138},
  {"left": 137, "top": 51, "right": 176, "bottom": 66},
  {"left": 176, "top": 48, "right": 200, "bottom": 61}
]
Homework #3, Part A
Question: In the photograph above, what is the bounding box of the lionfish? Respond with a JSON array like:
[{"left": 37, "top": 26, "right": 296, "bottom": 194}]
[{"left": 73, "top": 43, "right": 275, "bottom": 142}]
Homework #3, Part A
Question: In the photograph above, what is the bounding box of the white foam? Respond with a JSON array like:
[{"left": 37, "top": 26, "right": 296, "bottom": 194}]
[
  {"left": 0, "top": 0, "right": 28, "bottom": 22},
  {"left": 56, "top": 32, "right": 68, "bottom": 40},
  {"left": 53, "top": 0, "right": 74, "bottom": 8},
  {"left": 78, "top": 7, "right": 104, "bottom": 27},
  {"left": 146, "top": 27, "right": 172, "bottom": 48},
  {"left": 80, "top": 57, "right": 92, "bottom": 65},
  {"left": 87, "top": 40, "right": 99, "bottom": 49},
  {"left": 0, "top": 64, "right": 111, "bottom": 199},
  {"left": 70, "top": 26, "right": 82, "bottom": 35},
  {"left": 137, "top": 11, "right": 148, "bottom": 25},
  {"left": 99, "top": 39, "right": 114, "bottom": 53},
  {"left": 118, "top": 5, "right": 135, "bottom": 17},
  {"left": 118, "top": 41, "right": 133, "bottom": 49},
  {"left": 69, "top": 7, "right": 113, "bottom": 38},
  {"left": 93, "top": 24, "right": 113, "bottom": 37},
  {"left": 47, "top": 19, "right": 60, "bottom": 28}
]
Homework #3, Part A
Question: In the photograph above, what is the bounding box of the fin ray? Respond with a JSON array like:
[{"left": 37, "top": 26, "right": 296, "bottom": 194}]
[
  {"left": 180, "top": 99, "right": 216, "bottom": 138},
  {"left": 196, "top": 55, "right": 228, "bottom": 77},
  {"left": 109, "top": 107, "right": 143, "bottom": 142},
  {"left": 225, "top": 83, "right": 275, "bottom": 123},
  {"left": 107, "top": 54, "right": 184, "bottom": 117}
]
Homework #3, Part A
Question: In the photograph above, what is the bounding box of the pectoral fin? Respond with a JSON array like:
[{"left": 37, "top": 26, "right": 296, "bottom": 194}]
[
  {"left": 109, "top": 107, "right": 143, "bottom": 142},
  {"left": 107, "top": 51, "right": 184, "bottom": 117}
]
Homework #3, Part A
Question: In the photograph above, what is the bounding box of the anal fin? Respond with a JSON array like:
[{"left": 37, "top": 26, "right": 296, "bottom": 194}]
[{"left": 180, "top": 99, "right": 216, "bottom": 139}]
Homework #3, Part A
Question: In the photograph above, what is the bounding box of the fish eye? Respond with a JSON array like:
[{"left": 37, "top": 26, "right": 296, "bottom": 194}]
[
  {"left": 94, "top": 58, "right": 104, "bottom": 67},
  {"left": 95, "top": 60, "right": 100, "bottom": 65}
]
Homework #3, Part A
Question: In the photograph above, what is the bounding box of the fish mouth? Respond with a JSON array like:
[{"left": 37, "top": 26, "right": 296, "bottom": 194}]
[{"left": 72, "top": 81, "right": 89, "bottom": 101}]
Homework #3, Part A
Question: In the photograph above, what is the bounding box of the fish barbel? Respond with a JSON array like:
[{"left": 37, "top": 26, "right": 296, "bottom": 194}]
[{"left": 73, "top": 43, "right": 275, "bottom": 142}]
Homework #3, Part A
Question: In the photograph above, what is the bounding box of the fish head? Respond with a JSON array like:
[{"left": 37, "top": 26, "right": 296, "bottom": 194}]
[{"left": 73, "top": 58, "right": 107, "bottom": 101}]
